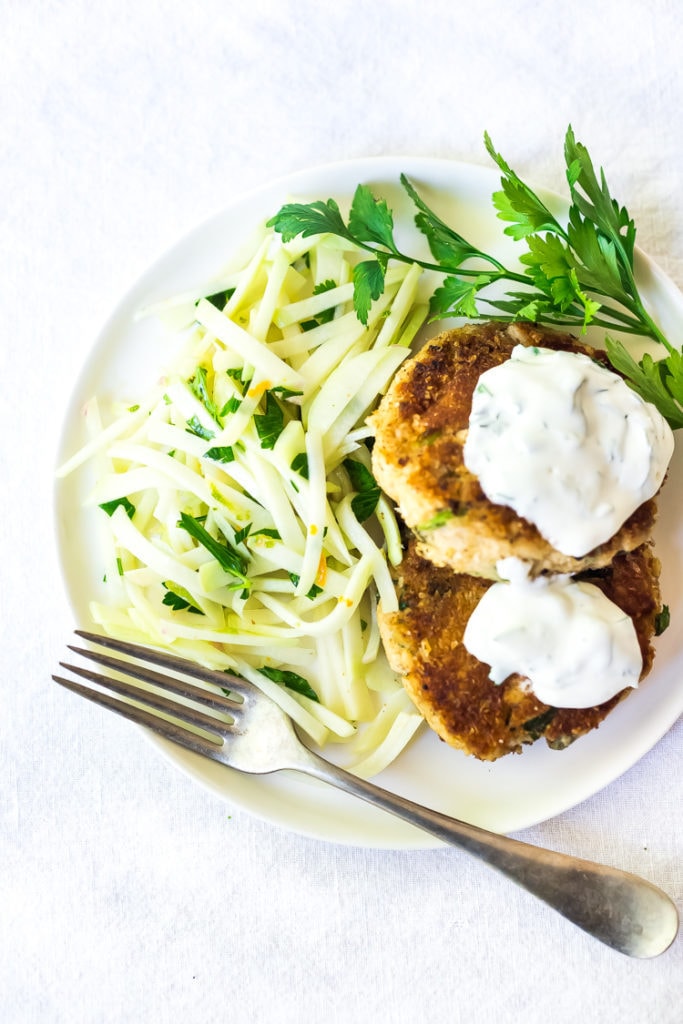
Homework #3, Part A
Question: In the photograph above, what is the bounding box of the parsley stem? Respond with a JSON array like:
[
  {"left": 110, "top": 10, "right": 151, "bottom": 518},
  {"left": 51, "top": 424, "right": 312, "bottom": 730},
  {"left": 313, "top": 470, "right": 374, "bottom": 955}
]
[
  {"left": 478, "top": 309, "right": 655, "bottom": 336},
  {"left": 630, "top": 298, "right": 673, "bottom": 352},
  {"left": 350, "top": 237, "right": 530, "bottom": 286},
  {"left": 329, "top": 232, "right": 666, "bottom": 346}
]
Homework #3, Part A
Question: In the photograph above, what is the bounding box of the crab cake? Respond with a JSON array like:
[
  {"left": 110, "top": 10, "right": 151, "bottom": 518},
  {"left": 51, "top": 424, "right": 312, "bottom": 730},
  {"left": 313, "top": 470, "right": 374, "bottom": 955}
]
[
  {"left": 370, "top": 321, "right": 658, "bottom": 579},
  {"left": 378, "top": 537, "right": 663, "bottom": 761}
]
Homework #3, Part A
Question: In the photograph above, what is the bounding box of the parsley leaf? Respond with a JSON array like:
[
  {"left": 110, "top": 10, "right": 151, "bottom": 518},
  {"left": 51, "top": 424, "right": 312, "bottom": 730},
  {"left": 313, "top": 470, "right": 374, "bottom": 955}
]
[
  {"left": 99, "top": 496, "right": 136, "bottom": 519},
  {"left": 204, "top": 445, "right": 235, "bottom": 463},
  {"left": 253, "top": 391, "right": 284, "bottom": 449},
  {"left": 605, "top": 338, "right": 683, "bottom": 429},
  {"left": 431, "top": 274, "right": 493, "bottom": 320},
  {"left": 344, "top": 458, "right": 381, "bottom": 521},
  {"left": 418, "top": 509, "right": 456, "bottom": 531},
  {"left": 177, "top": 512, "right": 250, "bottom": 591},
  {"left": 267, "top": 198, "right": 349, "bottom": 242},
  {"left": 518, "top": 233, "right": 573, "bottom": 298},
  {"left": 162, "top": 583, "right": 204, "bottom": 615},
  {"left": 259, "top": 665, "right": 320, "bottom": 702},
  {"left": 271, "top": 385, "right": 304, "bottom": 399},
  {"left": 564, "top": 126, "right": 636, "bottom": 268},
  {"left": 290, "top": 452, "right": 309, "bottom": 478},
  {"left": 203, "top": 288, "right": 235, "bottom": 310},
  {"left": 301, "top": 281, "right": 338, "bottom": 331},
  {"left": 484, "top": 131, "right": 562, "bottom": 239},
  {"left": 189, "top": 366, "right": 222, "bottom": 427},
  {"left": 186, "top": 415, "right": 215, "bottom": 440},
  {"left": 226, "top": 367, "right": 251, "bottom": 393},
  {"left": 353, "top": 258, "right": 386, "bottom": 325},
  {"left": 233, "top": 523, "right": 252, "bottom": 546},
  {"left": 348, "top": 184, "right": 397, "bottom": 250},
  {"left": 221, "top": 395, "right": 242, "bottom": 416},
  {"left": 288, "top": 572, "right": 323, "bottom": 600},
  {"left": 522, "top": 708, "right": 557, "bottom": 740},
  {"left": 654, "top": 605, "right": 670, "bottom": 636},
  {"left": 400, "top": 173, "right": 494, "bottom": 268},
  {"left": 565, "top": 207, "right": 628, "bottom": 302}
]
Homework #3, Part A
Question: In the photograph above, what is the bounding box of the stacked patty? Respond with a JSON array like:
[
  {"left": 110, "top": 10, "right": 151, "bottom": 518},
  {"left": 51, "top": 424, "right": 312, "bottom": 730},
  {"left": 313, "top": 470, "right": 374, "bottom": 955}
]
[{"left": 371, "top": 322, "right": 665, "bottom": 760}]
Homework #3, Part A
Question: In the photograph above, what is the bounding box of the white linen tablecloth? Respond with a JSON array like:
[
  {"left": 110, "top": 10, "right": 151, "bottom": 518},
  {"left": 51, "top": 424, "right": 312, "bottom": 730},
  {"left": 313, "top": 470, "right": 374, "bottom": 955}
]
[{"left": 2, "top": 2, "right": 682, "bottom": 1021}]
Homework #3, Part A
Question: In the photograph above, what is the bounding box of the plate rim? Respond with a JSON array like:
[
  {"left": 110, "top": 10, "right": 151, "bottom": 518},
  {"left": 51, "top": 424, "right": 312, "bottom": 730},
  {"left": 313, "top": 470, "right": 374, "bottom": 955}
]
[{"left": 53, "top": 153, "right": 683, "bottom": 848}]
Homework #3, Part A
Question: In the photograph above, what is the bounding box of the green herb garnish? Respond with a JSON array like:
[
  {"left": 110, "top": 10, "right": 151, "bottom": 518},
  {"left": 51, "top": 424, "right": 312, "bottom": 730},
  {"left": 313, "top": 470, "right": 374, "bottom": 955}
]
[
  {"left": 269, "top": 126, "right": 683, "bottom": 428},
  {"left": 290, "top": 452, "right": 309, "bottom": 479},
  {"left": 301, "top": 279, "right": 339, "bottom": 330},
  {"left": 204, "top": 445, "right": 236, "bottom": 463},
  {"left": 271, "top": 385, "right": 304, "bottom": 400},
  {"left": 522, "top": 708, "right": 557, "bottom": 740},
  {"left": 288, "top": 572, "right": 323, "bottom": 600},
  {"left": 203, "top": 288, "right": 235, "bottom": 310},
  {"left": 226, "top": 367, "right": 252, "bottom": 393},
  {"left": 269, "top": 196, "right": 391, "bottom": 325},
  {"left": 162, "top": 583, "right": 205, "bottom": 615},
  {"left": 418, "top": 509, "right": 455, "bottom": 531},
  {"left": 177, "top": 512, "right": 250, "bottom": 591},
  {"left": 654, "top": 605, "right": 670, "bottom": 636},
  {"left": 186, "top": 415, "right": 215, "bottom": 441},
  {"left": 254, "top": 391, "right": 284, "bottom": 449},
  {"left": 343, "top": 458, "right": 380, "bottom": 522},
  {"left": 259, "top": 665, "right": 319, "bottom": 702},
  {"left": 251, "top": 527, "right": 281, "bottom": 540},
  {"left": 99, "top": 496, "right": 136, "bottom": 519},
  {"left": 220, "top": 395, "right": 243, "bottom": 416},
  {"left": 233, "top": 523, "right": 252, "bottom": 546},
  {"left": 189, "top": 366, "right": 223, "bottom": 427}
]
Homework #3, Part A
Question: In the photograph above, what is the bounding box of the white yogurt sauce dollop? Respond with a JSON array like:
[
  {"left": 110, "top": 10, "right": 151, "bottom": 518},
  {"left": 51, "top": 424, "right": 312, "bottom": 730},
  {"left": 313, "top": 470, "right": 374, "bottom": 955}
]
[
  {"left": 462, "top": 558, "right": 642, "bottom": 708},
  {"left": 463, "top": 345, "right": 674, "bottom": 556}
]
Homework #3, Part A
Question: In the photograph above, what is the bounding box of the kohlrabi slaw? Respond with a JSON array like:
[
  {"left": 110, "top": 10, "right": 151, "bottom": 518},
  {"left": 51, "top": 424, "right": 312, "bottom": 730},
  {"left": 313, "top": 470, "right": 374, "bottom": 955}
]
[{"left": 57, "top": 224, "right": 428, "bottom": 777}]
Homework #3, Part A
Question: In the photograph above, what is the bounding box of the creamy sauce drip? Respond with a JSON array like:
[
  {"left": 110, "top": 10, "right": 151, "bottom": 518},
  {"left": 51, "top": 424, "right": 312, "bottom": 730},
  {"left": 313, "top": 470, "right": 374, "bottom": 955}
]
[
  {"left": 463, "top": 345, "right": 674, "bottom": 557},
  {"left": 462, "top": 558, "right": 642, "bottom": 708}
]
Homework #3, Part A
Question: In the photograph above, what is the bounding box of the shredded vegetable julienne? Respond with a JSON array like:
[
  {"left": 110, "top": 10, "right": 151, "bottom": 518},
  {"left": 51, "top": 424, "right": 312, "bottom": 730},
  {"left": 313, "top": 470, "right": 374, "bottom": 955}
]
[{"left": 58, "top": 226, "right": 430, "bottom": 776}]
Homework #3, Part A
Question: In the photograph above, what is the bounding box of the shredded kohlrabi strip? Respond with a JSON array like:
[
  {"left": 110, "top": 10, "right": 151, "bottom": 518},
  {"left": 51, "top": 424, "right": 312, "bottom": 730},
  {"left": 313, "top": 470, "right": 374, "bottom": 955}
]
[{"left": 58, "top": 225, "right": 429, "bottom": 776}]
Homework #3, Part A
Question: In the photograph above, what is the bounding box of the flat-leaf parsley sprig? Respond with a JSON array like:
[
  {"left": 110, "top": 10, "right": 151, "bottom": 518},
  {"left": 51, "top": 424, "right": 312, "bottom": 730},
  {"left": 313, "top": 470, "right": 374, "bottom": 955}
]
[
  {"left": 268, "top": 127, "right": 683, "bottom": 428},
  {"left": 267, "top": 182, "right": 511, "bottom": 328}
]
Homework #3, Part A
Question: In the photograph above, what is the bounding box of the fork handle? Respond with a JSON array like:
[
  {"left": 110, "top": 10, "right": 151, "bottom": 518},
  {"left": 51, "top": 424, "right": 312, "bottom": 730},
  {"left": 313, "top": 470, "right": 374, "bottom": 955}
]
[{"left": 295, "top": 751, "right": 678, "bottom": 958}]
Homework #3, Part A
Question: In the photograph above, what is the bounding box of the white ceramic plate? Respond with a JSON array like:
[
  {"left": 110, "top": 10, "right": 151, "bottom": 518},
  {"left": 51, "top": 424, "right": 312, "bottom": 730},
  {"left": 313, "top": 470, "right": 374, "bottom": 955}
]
[{"left": 55, "top": 156, "right": 683, "bottom": 848}]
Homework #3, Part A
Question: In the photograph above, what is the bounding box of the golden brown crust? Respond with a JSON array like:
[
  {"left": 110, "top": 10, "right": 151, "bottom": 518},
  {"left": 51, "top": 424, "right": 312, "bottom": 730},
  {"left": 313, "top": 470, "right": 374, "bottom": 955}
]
[
  {"left": 370, "top": 322, "right": 657, "bottom": 578},
  {"left": 378, "top": 538, "right": 662, "bottom": 761}
]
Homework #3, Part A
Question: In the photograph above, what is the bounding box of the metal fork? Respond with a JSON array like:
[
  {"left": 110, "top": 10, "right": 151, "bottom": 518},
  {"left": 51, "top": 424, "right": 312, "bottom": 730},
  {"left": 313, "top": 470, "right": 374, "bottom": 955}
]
[{"left": 53, "top": 630, "right": 679, "bottom": 958}]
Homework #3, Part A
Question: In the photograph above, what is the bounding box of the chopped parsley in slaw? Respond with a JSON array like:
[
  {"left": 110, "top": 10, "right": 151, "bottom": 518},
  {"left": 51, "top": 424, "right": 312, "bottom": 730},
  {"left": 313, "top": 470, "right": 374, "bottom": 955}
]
[{"left": 58, "top": 224, "right": 429, "bottom": 776}]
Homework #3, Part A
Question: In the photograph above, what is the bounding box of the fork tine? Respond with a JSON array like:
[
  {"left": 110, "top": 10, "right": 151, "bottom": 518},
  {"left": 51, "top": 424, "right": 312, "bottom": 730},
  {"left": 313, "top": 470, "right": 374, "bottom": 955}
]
[
  {"left": 52, "top": 673, "right": 222, "bottom": 761},
  {"left": 66, "top": 643, "right": 243, "bottom": 715},
  {"left": 58, "top": 661, "right": 233, "bottom": 737},
  {"left": 74, "top": 630, "right": 255, "bottom": 699},
  {"left": 57, "top": 659, "right": 232, "bottom": 741}
]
